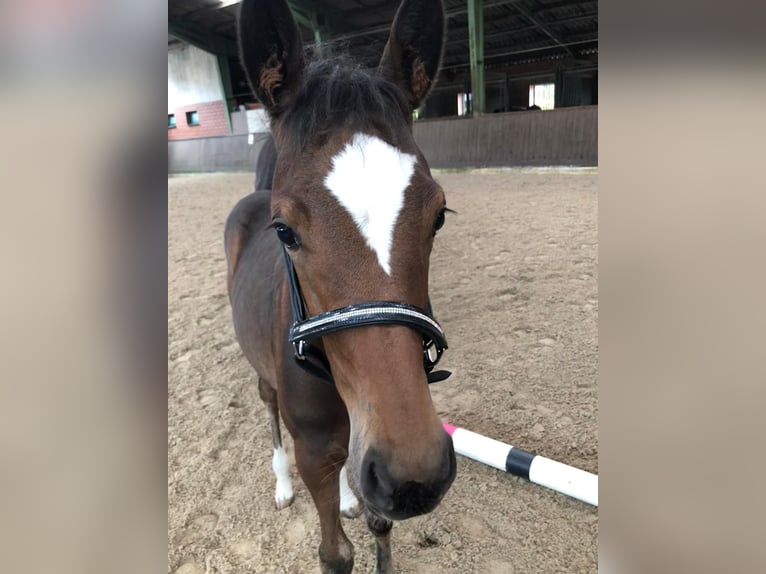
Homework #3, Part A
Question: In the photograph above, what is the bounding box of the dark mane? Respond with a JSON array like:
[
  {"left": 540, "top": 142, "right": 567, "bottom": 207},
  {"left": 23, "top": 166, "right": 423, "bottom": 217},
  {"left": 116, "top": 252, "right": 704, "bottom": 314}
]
[{"left": 280, "top": 54, "right": 411, "bottom": 152}]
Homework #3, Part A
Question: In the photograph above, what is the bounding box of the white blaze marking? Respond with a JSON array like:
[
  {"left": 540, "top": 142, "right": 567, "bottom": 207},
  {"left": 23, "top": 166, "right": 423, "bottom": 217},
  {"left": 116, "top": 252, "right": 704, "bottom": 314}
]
[
  {"left": 339, "top": 465, "right": 359, "bottom": 515},
  {"left": 324, "top": 133, "right": 416, "bottom": 275},
  {"left": 272, "top": 447, "right": 294, "bottom": 507}
]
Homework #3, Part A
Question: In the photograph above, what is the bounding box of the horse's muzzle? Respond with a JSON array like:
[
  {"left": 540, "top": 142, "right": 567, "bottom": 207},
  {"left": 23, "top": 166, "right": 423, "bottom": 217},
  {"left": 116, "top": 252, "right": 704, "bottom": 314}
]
[{"left": 360, "top": 437, "right": 456, "bottom": 521}]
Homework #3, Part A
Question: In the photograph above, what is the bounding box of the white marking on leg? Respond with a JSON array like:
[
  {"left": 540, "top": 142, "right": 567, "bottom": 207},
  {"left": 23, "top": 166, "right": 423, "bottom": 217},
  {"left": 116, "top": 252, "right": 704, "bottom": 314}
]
[
  {"left": 324, "top": 133, "right": 416, "bottom": 275},
  {"left": 272, "top": 447, "right": 294, "bottom": 509},
  {"left": 339, "top": 465, "right": 361, "bottom": 518}
]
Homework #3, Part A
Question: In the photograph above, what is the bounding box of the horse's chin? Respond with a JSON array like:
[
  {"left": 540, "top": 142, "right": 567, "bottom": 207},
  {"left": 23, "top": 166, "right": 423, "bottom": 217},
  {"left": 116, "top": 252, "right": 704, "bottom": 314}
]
[{"left": 361, "top": 489, "right": 446, "bottom": 522}]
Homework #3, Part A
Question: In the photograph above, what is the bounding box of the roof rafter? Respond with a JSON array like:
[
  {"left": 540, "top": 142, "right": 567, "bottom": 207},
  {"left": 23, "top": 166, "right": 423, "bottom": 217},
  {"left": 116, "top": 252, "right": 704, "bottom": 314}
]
[
  {"left": 447, "top": 13, "right": 596, "bottom": 46},
  {"left": 168, "top": 18, "right": 238, "bottom": 57},
  {"left": 510, "top": 2, "right": 574, "bottom": 57}
]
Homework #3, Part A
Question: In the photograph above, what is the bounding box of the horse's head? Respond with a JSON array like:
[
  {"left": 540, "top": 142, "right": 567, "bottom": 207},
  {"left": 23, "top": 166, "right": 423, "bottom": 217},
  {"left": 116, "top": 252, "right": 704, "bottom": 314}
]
[{"left": 239, "top": 0, "right": 455, "bottom": 520}]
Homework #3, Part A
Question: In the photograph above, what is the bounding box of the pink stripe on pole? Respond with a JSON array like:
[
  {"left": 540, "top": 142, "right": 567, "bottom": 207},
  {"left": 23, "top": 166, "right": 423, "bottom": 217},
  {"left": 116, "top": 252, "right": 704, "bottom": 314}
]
[{"left": 442, "top": 422, "right": 457, "bottom": 436}]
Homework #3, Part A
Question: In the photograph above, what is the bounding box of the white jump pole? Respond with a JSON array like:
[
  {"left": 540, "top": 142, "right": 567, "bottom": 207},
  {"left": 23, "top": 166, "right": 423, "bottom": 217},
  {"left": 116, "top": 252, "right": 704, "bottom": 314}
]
[{"left": 443, "top": 422, "right": 598, "bottom": 507}]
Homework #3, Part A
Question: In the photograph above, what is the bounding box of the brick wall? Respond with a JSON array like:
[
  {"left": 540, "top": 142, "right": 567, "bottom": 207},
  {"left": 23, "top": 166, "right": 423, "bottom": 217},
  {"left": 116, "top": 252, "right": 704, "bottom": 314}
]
[{"left": 168, "top": 100, "right": 229, "bottom": 140}]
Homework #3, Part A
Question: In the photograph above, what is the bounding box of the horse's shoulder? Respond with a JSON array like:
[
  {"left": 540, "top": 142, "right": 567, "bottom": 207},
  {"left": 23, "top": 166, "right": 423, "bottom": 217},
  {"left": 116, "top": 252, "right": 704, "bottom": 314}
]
[{"left": 224, "top": 191, "right": 271, "bottom": 295}]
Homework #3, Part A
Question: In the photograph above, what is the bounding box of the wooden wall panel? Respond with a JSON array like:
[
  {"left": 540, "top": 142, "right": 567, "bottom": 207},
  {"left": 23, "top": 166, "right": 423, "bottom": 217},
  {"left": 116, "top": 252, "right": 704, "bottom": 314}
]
[
  {"left": 414, "top": 106, "right": 598, "bottom": 168},
  {"left": 168, "top": 106, "right": 597, "bottom": 173}
]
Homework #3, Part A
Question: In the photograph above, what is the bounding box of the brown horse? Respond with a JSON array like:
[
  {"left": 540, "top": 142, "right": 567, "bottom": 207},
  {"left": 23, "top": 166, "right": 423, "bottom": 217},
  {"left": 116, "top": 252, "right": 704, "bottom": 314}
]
[{"left": 225, "top": 0, "right": 455, "bottom": 572}]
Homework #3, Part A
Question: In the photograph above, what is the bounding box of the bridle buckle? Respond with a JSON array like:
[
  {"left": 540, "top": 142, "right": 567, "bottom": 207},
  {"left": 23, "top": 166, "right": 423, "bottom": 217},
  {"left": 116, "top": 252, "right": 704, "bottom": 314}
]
[{"left": 293, "top": 339, "right": 306, "bottom": 360}]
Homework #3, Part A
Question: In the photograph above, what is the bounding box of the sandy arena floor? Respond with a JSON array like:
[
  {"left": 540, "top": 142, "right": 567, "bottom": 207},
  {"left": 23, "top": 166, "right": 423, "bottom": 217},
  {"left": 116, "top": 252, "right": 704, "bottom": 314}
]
[{"left": 168, "top": 168, "right": 598, "bottom": 574}]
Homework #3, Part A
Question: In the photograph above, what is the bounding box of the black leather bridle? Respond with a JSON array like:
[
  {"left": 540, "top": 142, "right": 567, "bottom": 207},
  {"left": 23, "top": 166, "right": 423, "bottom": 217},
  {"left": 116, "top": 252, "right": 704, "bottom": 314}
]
[{"left": 283, "top": 249, "right": 451, "bottom": 386}]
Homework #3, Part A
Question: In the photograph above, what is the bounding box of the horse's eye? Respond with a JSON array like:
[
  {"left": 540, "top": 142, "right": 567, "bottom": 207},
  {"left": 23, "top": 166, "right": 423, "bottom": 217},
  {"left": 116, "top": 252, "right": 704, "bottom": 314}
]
[
  {"left": 433, "top": 209, "right": 446, "bottom": 234},
  {"left": 274, "top": 223, "right": 300, "bottom": 250}
]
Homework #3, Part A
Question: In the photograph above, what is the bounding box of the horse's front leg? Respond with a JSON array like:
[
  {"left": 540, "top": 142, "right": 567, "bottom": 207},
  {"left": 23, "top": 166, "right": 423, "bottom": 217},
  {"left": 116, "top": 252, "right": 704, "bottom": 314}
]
[
  {"left": 366, "top": 510, "right": 393, "bottom": 574},
  {"left": 294, "top": 437, "right": 354, "bottom": 574}
]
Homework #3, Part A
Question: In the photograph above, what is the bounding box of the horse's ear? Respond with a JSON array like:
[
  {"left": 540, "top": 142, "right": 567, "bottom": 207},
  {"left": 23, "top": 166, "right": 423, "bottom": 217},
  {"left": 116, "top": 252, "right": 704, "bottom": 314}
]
[
  {"left": 378, "top": 0, "right": 446, "bottom": 110},
  {"left": 238, "top": 0, "right": 304, "bottom": 116}
]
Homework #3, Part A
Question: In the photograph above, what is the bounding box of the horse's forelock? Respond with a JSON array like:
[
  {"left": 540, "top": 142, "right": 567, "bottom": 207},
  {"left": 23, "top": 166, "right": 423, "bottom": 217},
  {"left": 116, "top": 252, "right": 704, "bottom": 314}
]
[{"left": 277, "top": 55, "right": 411, "bottom": 154}]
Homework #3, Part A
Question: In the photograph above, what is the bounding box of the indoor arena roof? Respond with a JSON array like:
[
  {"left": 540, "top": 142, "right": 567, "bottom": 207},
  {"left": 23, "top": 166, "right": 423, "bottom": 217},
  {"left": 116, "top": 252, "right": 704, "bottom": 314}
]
[{"left": 169, "top": 0, "right": 597, "bottom": 94}]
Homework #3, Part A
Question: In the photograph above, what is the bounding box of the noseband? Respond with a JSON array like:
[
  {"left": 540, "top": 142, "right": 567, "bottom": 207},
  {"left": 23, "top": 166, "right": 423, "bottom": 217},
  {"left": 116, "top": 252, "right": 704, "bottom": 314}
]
[{"left": 283, "top": 249, "right": 451, "bottom": 386}]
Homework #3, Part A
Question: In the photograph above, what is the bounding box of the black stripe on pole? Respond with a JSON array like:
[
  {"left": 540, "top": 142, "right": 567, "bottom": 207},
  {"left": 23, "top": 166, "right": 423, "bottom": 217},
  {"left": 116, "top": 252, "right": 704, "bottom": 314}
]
[{"left": 505, "top": 447, "right": 536, "bottom": 479}]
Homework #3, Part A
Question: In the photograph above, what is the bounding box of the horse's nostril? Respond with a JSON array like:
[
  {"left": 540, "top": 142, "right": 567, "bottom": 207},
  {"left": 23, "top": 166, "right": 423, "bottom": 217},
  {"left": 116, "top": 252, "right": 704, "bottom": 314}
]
[
  {"left": 361, "top": 449, "right": 395, "bottom": 512},
  {"left": 366, "top": 459, "right": 379, "bottom": 490}
]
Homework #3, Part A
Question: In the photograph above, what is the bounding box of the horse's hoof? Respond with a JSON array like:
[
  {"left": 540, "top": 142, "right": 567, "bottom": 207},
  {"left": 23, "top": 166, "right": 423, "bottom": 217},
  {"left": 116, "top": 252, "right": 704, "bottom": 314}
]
[
  {"left": 340, "top": 499, "right": 363, "bottom": 519},
  {"left": 275, "top": 492, "right": 295, "bottom": 510},
  {"left": 275, "top": 479, "right": 295, "bottom": 510}
]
